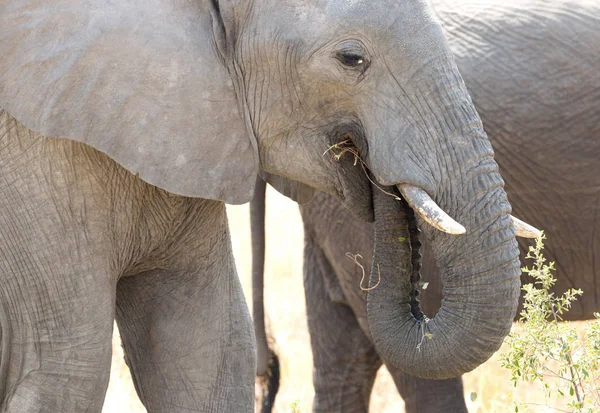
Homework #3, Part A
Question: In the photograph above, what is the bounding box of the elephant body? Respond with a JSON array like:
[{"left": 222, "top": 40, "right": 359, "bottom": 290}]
[{"left": 254, "top": 0, "right": 600, "bottom": 412}]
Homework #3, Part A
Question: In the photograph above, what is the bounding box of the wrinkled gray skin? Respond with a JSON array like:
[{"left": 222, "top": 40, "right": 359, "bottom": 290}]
[
  {"left": 253, "top": 0, "right": 600, "bottom": 411},
  {"left": 1, "top": 0, "right": 523, "bottom": 411}
]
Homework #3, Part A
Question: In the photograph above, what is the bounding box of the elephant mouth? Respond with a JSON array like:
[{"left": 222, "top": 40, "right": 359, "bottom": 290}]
[{"left": 329, "top": 136, "right": 375, "bottom": 223}]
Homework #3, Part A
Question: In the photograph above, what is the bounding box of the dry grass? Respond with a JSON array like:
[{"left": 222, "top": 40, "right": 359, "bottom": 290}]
[{"left": 103, "top": 188, "right": 590, "bottom": 413}]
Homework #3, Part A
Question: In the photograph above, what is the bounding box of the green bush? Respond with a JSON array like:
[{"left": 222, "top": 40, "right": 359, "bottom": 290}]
[{"left": 500, "top": 233, "right": 600, "bottom": 412}]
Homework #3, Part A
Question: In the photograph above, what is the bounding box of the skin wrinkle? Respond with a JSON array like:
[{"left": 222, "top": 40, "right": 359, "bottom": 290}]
[
  {"left": 281, "top": 45, "right": 296, "bottom": 116},
  {"left": 435, "top": 182, "right": 509, "bottom": 266},
  {"left": 271, "top": 30, "right": 288, "bottom": 118},
  {"left": 380, "top": 55, "right": 476, "bottom": 201},
  {"left": 0, "top": 302, "right": 8, "bottom": 398},
  {"left": 432, "top": 89, "right": 483, "bottom": 213},
  {"left": 336, "top": 333, "right": 376, "bottom": 412},
  {"left": 116, "top": 254, "right": 251, "bottom": 410},
  {"left": 250, "top": 44, "right": 262, "bottom": 132},
  {"left": 414, "top": 82, "right": 451, "bottom": 141},
  {"left": 257, "top": 45, "right": 270, "bottom": 133},
  {"left": 382, "top": 59, "right": 432, "bottom": 142},
  {"left": 5, "top": 143, "right": 77, "bottom": 344}
]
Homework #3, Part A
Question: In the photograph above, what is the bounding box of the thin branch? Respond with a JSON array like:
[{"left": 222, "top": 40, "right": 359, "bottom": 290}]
[
  {"left": 521, "top": 402, "right": 571, "bottom": 413},
  {"left": 345, "top": 252, "right": 380, "bottom": 291}
]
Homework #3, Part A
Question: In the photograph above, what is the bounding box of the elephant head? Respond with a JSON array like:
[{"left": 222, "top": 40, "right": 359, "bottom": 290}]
[{"left": 0, "top": 0, "right": 534, "bottom": 378}]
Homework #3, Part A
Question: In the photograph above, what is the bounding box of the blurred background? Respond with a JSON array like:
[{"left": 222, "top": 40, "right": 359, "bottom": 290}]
[{"left": 103, "top": 187, "right": 587, "bottom": 413}]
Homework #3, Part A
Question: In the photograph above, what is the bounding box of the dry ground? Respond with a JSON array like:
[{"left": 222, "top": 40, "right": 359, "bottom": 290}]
[{"left": 103, "top": 188, "right": 589, "bottom": 413}]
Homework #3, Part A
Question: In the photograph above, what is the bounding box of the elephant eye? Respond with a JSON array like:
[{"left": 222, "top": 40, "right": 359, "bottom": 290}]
[{"left": 336, "top": 51, "right": 366, "bottom": 68}]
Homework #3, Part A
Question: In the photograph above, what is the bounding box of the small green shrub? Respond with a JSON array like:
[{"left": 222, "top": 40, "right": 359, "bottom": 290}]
[{"left": 500, "top": 233, "right": 600, "bottom": 412}]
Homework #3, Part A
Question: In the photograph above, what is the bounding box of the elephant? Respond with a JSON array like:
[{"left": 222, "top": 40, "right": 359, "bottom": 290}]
[
  {"left": 0, "top": 0, "right": 540, "bottom": 411},
  {"left": 251, "top": 0, "right": 600, "bottom": 412}
]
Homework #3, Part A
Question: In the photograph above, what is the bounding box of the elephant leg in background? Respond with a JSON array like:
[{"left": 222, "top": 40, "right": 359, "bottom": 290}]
[
  {"left": 304, "top": 233, "right": 382, "bottom": 413},
  {"left": 115, "top": 261, "right": 256, "bottom": 413},
  {"left": 386, "top": 366, "right": 467, "bottom": 413}
]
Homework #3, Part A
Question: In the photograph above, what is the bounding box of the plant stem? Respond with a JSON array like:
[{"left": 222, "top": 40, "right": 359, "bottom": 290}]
[{"left": 548, "top": 298, "right": 583, "bottom": 405}]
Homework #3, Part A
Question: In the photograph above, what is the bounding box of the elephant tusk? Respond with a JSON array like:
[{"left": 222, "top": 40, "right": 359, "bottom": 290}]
[
  {"left": 397, "top": 184, "right": 466, "bottom": 235},
  {"left": 511, "top": 215, "right": 542, "bottom": 239},
  {"left": 397, "top": 184, "right": 541, "bottom": 238}
]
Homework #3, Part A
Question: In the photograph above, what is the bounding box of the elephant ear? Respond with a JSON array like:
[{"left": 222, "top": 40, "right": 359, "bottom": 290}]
[
  {"left": 0, "top": 0, "right": 257, "bottom": 204},
  {"left": 259, "top": 172, "right": 315, "bottom": 205}
]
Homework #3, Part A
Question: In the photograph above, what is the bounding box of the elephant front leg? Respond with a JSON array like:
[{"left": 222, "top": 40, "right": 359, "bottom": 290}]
[
  {"left": 115, "top": 263, "right": 256, "bottom": 413},
  {"left": 0, "top": 265, "right": 115, "bottom": 412},
  {"left": 386, "top": 365, "right": 467, "bottom": 413},
  {"left": 304, "top": 238, "right": 382, "bottom": 413}
]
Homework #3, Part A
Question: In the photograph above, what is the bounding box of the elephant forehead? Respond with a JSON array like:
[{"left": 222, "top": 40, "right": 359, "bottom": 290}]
[{"left": 266, "top": 0, "right": 437, "bottom": 40}]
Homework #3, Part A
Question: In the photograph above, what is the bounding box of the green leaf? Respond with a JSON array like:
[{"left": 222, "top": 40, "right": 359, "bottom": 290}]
[{"left": 470, "top": 392, "right": 478, "bottom": 402}]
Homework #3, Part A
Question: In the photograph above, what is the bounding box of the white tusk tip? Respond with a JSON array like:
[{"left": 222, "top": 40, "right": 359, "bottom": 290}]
[
  {"left": 511, "top": 215, "right": 542, "bottom": 239},
  {"left": 446, "top": 223, "right": 467, "bottom": 235},
  {"left": 397, "top": 184, "right": 467, "bottom": 236}
]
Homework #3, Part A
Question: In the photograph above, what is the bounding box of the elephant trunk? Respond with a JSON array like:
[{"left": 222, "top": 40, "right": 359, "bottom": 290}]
[{"left": 366, "top": 168, "right": 521, "bottom": 379}]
